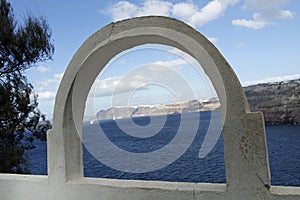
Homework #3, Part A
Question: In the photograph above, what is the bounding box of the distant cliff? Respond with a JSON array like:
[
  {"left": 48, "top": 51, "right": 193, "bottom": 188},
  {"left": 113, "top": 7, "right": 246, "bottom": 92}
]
[
  {"left": 87, "top": 79, "right": 300, "bottom": 125},
  {"left": 96, "top": 98, "right": 220, "bottom": 120},
  {"left": 244, "top": 79, "right": 300, "bottom": 124}
]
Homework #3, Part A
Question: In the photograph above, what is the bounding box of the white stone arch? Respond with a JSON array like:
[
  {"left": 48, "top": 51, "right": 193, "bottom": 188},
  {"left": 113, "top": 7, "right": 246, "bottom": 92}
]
[
  {"left": 1, "top": 16, "right": 299, "bottom": 200},
  {"left": 50, "top": 15, "right": 268, "bottom": 191}
]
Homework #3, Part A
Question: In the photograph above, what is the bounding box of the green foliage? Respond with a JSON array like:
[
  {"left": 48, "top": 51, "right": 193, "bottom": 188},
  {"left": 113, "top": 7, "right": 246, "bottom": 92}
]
[
  {"left": 0, "top": 74, "right": 37, "bottom": 173},
  {"left": 0, "top": 0, "right": 54, "bottom": 173}
]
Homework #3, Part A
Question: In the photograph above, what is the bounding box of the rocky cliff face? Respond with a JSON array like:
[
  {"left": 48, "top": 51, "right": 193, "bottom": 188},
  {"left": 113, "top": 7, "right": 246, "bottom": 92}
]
[
  {"left": 244, "top": 79, "right": 300, "bottom": 124},
  {"left": 90, "top": 79, "right": 300, "bottom": 124},
  {"left": 96, "top": 98, "right": 220, "bottom": 120}
]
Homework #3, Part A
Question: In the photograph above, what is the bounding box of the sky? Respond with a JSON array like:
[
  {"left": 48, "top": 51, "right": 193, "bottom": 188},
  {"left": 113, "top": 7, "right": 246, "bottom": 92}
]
[{"left": 9, "top": 0, "right": 300, "bottom": 118}]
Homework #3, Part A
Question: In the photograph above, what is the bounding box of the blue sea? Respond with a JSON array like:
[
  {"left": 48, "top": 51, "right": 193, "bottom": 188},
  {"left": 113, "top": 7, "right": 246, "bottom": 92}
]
[{"left": 26, "top": 111, "right": 300, "bottom": 186}]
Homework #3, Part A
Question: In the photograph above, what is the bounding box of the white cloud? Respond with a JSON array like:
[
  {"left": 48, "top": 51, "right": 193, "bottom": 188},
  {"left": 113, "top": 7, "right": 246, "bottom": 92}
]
[
  {"left": 243, "top": 0, "right": 289, "bottom": 10},
  {"left": 232, "top": 13, "right": 268, "bottom": 29},
  {"left": 105, "top": 1, "right": 137, "bottom": 21},
  {"left": 207, "top": 37, "right": 219, "bottom": 43},
  {"left": 243, "top": 74, "right": 300, "bottom": 86},
  {"left": 232, "top": 0, "right": 293, "bottom": 29},
  {"left": 36, "top": 66, "right": 50, "bottom": 73},
  {"left": 89, "top": 56, "right": 197, "bottom": 98},
  {"left": 137, "top": 0, "right": 172, "bottom": 16},
  {"left": 38, "top": 73, "right": 64, "bottom": 87},
  {"left": 187, "top": 0, "right": 239, "bottom": 27},
  {"left": 54, "top": 73, "right": 64, "bottom": 80},
  {"left": 37, "top": 91, "right": 56, "bottom": 100},
  {"left": 103, "top": 0, "right": 238, "bottom": 27},
  {"left": 172, "top": 2, "right": 198, "bottom": 20},
  {"left": 103, "top": 0, "right": 293, "bottom": 30},
  {"left": 90, "top": 76, "right": 147, "bottom": 97},
  {"left": 105, "top": 0, "right": 172, "bottom": 21},
  {"left": 153, "top": 58, "right": 188, "bottom": 68},
  {"left": 35, "top": 72, "right": 64, "bottom": 101}
]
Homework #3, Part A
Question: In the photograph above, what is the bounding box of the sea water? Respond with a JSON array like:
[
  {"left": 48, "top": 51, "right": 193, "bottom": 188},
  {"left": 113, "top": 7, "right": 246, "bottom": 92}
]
[{"left": 26, "top": 111, "right": 300, "bottom": 186}]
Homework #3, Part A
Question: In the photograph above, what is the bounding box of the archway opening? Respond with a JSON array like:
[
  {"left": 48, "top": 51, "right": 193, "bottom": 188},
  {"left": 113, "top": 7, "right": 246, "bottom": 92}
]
[{"left": 82, "top": 44, "right": 226, "bottom": 183}]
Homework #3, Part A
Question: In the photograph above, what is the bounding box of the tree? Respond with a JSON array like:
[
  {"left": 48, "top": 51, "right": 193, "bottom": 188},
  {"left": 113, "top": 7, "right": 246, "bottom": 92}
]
[{"left": 0, "top": 0, "right": 54, "bottom": 173}]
